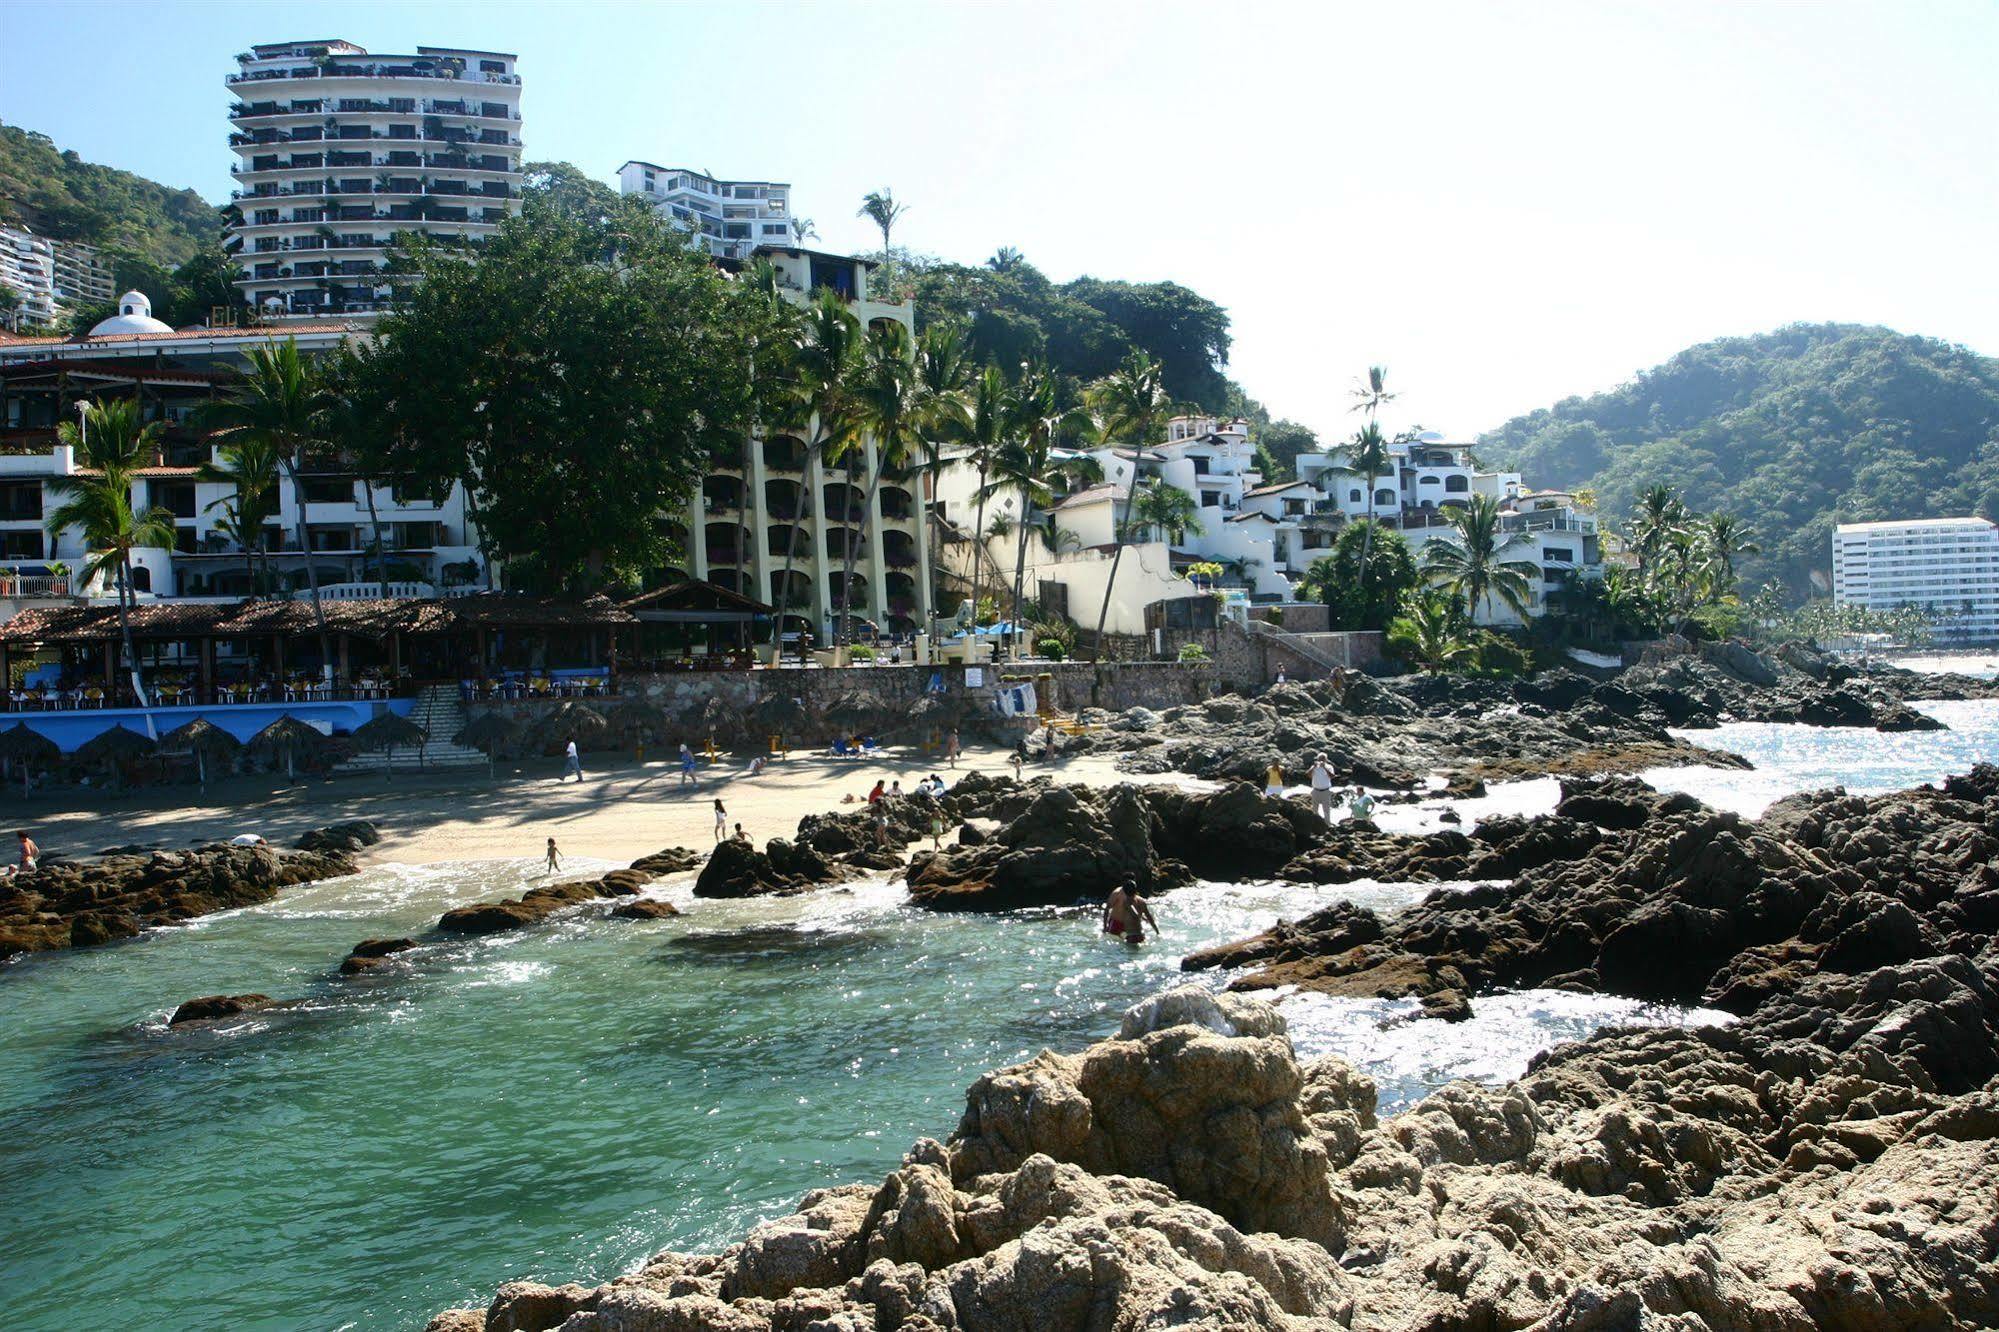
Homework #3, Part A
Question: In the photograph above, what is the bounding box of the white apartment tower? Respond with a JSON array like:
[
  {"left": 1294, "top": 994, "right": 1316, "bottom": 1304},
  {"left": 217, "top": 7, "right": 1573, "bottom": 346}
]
[
  {"left": 0, "top": 226, "right": 58, "bottom": 331},
  {"left": 226, "top": 39, "right": 524, "bottom": 320},
  {"left": 1832, "top": 517, "right": 1999, "bottom": 642},
  {"left": 617, "top": 161, "right": 795, "bottom": 259}
]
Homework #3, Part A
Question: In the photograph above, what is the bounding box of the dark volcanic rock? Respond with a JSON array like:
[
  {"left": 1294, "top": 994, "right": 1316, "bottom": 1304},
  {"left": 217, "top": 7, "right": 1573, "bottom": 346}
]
[
  {"left": 339, "top": 937, "right": 418, "bottom": 975},
  {"left": 0, "top": 844, "right": 358, "bottom": 960},
  {"left": 629, "top": 847, "right": 702, "bottom": 877},
  {"left": 609, "top": 899, "right": 682, "bottom": 920},
  {"left": 169, "top": 993, "right": 274, "bottom": 1025},
  {"left": 295, "top": 820, "right": 381, "bottom": 853}
]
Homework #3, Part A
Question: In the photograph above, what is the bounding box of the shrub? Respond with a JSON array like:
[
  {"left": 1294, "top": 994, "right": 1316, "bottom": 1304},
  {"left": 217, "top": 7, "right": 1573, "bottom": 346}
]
[
  {"left": 1037, "top": 637, "right": 1067, "bottom": 660},
  {"left": 1178, "top": 642, "right": 1211, "bottom": 662},
  {"left": 1472, "top": 630, "right": 1533, "bottom": 677},
  {"left": 848, "top": 644, "right": 876, "bottom": 662}
]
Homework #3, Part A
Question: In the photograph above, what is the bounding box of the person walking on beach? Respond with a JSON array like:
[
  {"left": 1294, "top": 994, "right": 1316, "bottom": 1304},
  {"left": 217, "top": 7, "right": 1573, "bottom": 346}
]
[
  {"left": 16, "top": 830, "right": 39, "bottom": 873},
  {"left": 713, "top": 798, "right": 728, "bottom": 842},
  {"left": 944, "top": 729, "right": 960, "bottom": 769},
  {"left": 679, "top": 742, "right": 698, "bottom": 788},
  {"left": 1009, "top": 749, "right": 1024, "bottom": 781},
  {"left": 545, "top": 837, "right": 562, "bottom": 874},
  {"left": 929, "top": 807, "right": 947, "bottom": 850},
  {"left": 563, "top": 737, "right": 583, "bottom": 783},
  {"left": 1308, "top": 753, "right": 1337, "bottom": 822}
]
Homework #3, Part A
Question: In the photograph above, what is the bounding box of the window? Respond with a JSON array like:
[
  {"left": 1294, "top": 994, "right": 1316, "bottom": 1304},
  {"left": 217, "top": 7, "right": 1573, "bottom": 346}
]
[
  {"left": 1445, "top": 475, "right": 1469, "bottom": 493},
  {"left": 1348, "top": 488, "right": 1361, "bottom": 502},
  {"left": 301, "top": 476, "right": 356, "bottom": 505}
]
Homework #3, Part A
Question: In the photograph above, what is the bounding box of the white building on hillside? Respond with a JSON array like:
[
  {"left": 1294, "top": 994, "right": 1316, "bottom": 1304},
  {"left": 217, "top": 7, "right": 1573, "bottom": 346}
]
[
  {"left": 226, "top": 39, "right": 525, "bottom": 320},
  {"left": 0, "top": 227, "right": 58, "bottom": 331},
  {"left": 618, "top": 162, "right": 796, "bottom": 260},
  {"left": 1833, "top": 517, "right": 1999, "bottom": 642}
]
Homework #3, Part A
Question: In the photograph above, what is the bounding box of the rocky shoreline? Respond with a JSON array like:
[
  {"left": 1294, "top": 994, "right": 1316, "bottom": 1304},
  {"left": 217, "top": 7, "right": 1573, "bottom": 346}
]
[{"left": 424, "top": 759, "right": 1999, "bottom": 1330}]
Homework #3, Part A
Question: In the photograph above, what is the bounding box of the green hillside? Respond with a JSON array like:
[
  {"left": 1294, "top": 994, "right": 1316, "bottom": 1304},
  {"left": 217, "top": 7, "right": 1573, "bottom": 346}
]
[
  {"left": 0, "top": 121, "right": 220, "bottom": 269},
  {"left": 1479, "top": 324, "right": 1999, "bottom": 592}
]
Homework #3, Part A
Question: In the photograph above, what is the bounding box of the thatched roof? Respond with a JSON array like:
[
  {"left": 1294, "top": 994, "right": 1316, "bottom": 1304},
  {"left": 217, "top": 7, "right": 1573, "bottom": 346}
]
[
  {"left": 158, "top": 717, "right": 243, "bottom": 758},
  {"left": 0, "top": 722, "right": 59, "bottom": 762},
  {"left": 453, "top": 712, "right": 522, "bottom": 753},
  {"left": 249, "top": 715, "right": 332, "bottom": 756},
  {"left": 0, "top": 594, "right": 635, "bottom": 645},
  {"left": 606, "top": 697, "right": 671, "bottom": 737},
  {"left": 74, "top": 725, "right": 156, "bottom": 763},
  {"left": 352, "top": 713, "right": 428, "bottom": 751}
]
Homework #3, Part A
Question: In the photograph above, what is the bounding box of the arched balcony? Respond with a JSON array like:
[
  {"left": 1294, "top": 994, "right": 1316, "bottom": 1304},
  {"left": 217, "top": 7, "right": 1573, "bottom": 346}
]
[
  {"left": 830, "top": 571, "right": 869, "bottom": 610},
  {"left": 703, "top": 474, "right": 744, "bottom": 513},
  {"left": 766, "top": 523, "right": 812, "bottom": 561},
  {"left": 885, "top": 570, "right": 917, "bottom": 605},
  {"left": 642, "top": 563, "right": 691, "bottom": 591},
  {"left": 764, "top": 478, "right": 809, "bottom": 521},
  {"left": 704, "top": 521, "right": 750, "bottom": 569},
  {"left": 878, "top": 485, "right": 915, "bottom": 520},
  {"left": 825, "top": 527, "right": 868, "bottom": 562},
  {"left": 768, "top": 569, "right": 813, "bottom": 607},
  {"left": 763, "top": 435, "right": 807, "bottom": 473},
  {"left": 705, "top": 567, "right": 744, "bottom": 594},
  {"left": 881, "top": 529, "right": 919, "bottom": 570},
  {"left": 821, "top": 482, "right": 866, "bottom": 524}
]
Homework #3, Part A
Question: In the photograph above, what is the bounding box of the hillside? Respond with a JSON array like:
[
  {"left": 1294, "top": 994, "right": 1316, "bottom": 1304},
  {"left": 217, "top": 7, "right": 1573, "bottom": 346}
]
[
  {"left": 1480, "top": 324, "right": 1999, "bottom": 592},
  {"left": 0, "top": 121, "right": 220, "bottom": 269}
]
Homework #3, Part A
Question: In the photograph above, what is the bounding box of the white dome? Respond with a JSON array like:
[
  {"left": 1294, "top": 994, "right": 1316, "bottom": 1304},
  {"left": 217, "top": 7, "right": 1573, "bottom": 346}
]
[
  {"left": 89, "top": 290, "right": 174, "bottom": 336},
  {"left": 1415, "top": 429, "right": 1449, "bottom": 444}
]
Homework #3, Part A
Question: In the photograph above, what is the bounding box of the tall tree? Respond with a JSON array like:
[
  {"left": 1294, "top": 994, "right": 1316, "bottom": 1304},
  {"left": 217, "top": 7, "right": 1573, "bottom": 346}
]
[
  {"left": 45, "top": 399, "right": 176, "bottom": 703},
  {"left": 956, "top": 363, "right": 1019, "bottom": 607},
  {"left": 833, "top": 320, "right": 931, "bottom": 649},
  {"left": 914, "top": 320, "right": 971, "bottom": 619},
  {"left": 346, "top": 198, "right": 758, "bottom": 593},
  {"left": 1336, "top": 419, "right": 1397, "bottom": 612},
  {"left": 1702, "top": 512, "right": 1760, "bottom": 594},
  {"left": 769, "top": 288, "right": 862, "bottom": 652},
  {"left": 1129, "top": 480, "right": 1204, "bottom": 545},
  {"left": 1629, "top": 483, "right": 1690, "bottom": 574},
  {"left": 1297, "top": 520, "right": 1418, "bottom": 630},
  {"left": 198, "top": 339, "right": 334, "bottom": 670},
  {"left": 1087, "top": 350, "right": 1171, "bottom": 657},
  {"left": 1422, "top": 493, "right": 1540, "bottom": 624},
  {"left": 857, "top": 188, "right": 907, "bottom": 251},
  {"left": 194, "top": 434, "right": 282, "bottom": 596}
]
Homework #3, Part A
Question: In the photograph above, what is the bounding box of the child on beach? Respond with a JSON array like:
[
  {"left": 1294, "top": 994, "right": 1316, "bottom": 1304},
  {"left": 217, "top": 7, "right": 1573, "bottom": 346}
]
[
  {"left": 944, "top": 729, "right": 960, "bottom": 768},
  {"left": 713, "top": 798, "right": 728, "bottom": 842},
  {"left": 545, "top": 838, "right": 561, "bottom": 874}
]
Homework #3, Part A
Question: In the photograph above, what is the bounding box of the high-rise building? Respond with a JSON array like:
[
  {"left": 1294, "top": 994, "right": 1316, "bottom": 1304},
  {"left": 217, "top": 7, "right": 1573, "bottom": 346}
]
[
  {"left": 225, "top": 39, "right": 524, "bottom": 320},
  {"left": 51, "top": 239, "right": 115, "bottom": 312},
  {"left": 617, "top": 161, "right": 795, "bottom": 259},
  {"left": 0, "top": 226, "right": 58, "bottom": 331},
  {"left": 1833, "top": 517, "right": 1999, "bottom": 642}
]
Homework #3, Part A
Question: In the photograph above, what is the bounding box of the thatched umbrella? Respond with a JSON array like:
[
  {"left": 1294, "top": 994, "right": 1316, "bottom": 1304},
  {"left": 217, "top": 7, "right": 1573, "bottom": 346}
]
[
  {"left": 159, "top": 717, "right": 243, "bottom": 790},
  {"left": 454, "top": 712, "right": 522, "bottom": 778},
  {"left": 0, "top": 723, "right": 59, "bottom": 798},
  {"left": 251, "top": 716, "right": 331, "bottom": 782},
  {"left": 75, "top": 725, "right": 156, "bottom": 794},
  {"left": 606, "top": 697, "right": 670, "bottom": 757},
  {"left": 528, "top": 700, "right": 608, "bottom": 756},
  {"left": 353, "top": 712, "right": 429, "bottom": 779}
]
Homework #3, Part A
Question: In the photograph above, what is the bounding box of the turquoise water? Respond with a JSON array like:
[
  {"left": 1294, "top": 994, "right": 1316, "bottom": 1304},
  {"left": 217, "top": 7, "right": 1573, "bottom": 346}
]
[{"left": 6, "top": 697, "right": 1998, "bottom": 1329}]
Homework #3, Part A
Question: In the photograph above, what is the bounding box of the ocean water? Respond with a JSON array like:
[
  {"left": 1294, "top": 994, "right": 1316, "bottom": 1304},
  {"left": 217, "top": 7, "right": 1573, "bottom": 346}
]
[{"left": 7, "top": 697, "right": 1999, "bottom": 1329}]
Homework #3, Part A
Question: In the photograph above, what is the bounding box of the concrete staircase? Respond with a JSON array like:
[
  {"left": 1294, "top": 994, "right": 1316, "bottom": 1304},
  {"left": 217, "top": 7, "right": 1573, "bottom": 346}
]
[{"left": 335, "top": 685, "right": 490, "bottom": 774}]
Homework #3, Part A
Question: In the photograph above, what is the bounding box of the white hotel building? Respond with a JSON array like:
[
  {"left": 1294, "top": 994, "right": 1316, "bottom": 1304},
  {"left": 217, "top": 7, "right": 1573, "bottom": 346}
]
[
  {"left": 617, "top": 162, "right": 797, "bottom": 259},
  {"left": 1832, "top": 517, "right": 1999, "bottom": 642},
  {"left": 225, "top": 39, "right": 524, "bottom": 320}
]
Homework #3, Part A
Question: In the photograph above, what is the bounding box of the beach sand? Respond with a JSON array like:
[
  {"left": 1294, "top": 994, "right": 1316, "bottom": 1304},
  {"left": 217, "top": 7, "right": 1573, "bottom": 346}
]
[{"left": 10, "top": 743, "right": 1156, "bottom": 866}]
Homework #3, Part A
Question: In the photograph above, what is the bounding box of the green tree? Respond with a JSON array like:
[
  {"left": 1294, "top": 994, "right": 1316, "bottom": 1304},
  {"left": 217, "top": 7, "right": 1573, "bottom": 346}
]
[
  {"left": 769, "top": 288, "right": 864, "bottom": 649},
  {"left": 1128, "top": 480, "right": 1204, "bottom": 544},
  {"left": 345, "top": 198, "right": 758, "bottom": 594},
  {"left": 1422, "top": 493, "right": 1541, "bottom": 623},
  {"left": 1297, "top": 520, "right": 1417, "bottom": 630},
  {"left": 194, "top": 433, "right": 282, "bottom": 596},
  {"left": 1387, "top": 594, "right": 1477, "bottom": 673},
  {"left": 833, "top": 319, "right": 931, "bottom": 648},
  {"left": 1335, "top": 419, "right": 1397, "bottom": 610},
  {"left": 1087, "top": 350, "right": 1171, "bottom": 657},
  {"left": 1254, "top": 420, "right": 1318, "bottom": 482},
  {"left": 1628, "top": 483, "right": 1689, "bottom": 573},
  {"left": 44, "top": 399, "right": 176, "bottom": 702},
  {"left": 857, "top": 188, "right": 908, "bottom": 250},
  {"left": 198, "top": 339, "right": 335, "bottom": 667},
  {"left": 1702, "top": 512, "right": 1760, "bottom": 595}
]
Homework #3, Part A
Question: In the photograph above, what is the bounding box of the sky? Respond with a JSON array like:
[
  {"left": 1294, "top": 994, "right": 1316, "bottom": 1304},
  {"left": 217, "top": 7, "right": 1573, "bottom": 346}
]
[{"left": 4, "top": 0, "right": 1997, "bottom": 441}]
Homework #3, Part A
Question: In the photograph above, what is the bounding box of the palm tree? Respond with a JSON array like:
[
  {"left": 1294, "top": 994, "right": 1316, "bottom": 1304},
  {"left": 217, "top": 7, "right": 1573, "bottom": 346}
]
[
  {"left": 980, "top": 439, "right": 1053, "bottom": 647},
  {"left": 1129, "top": 480, "right": 1204, "bottom": 546},
  {"left": 1703, "top": 512, "right": 1760, "bottom": 594},
  {"left": 914, "top": 321, "right": 970, "bottom": 620},
  {"left": 1629, "top": 483, "right": 1689, "bottom": 574},
  {"left": 737, "top": 259, "right": 805, "bottom": 608},
  {"left": 987, "top": 247, "right": 1026, "bottom": 273},
  {"left": 1390, "top": 595, "right": 1478, "bottom": 673},
  {"left": 1008, "top": 362, "right": 1093, "bottom": 652},
  {"left": 1351, "top": 364, "right": 1397, "bottom": 419},
  {"left": 768, "top": 289, "right": 862, "bottom": 656},
  {"left": 195, "top": 436, "right": 282, "bottom": 596},
  {"left": 832, "top": 320, "right": 930, "bottom": 650},
  {"left": 1335, "top": 420, "right": 1397, "bottom": 607},
  {"left": 46, "top": 399, "right": 177, "bottom": 704},
  {"left": 957, "top": 363, "right": 1017, "bottom": 607},
  {"left": 198, "top": 339, "right": 334, "bottom": 670},
  {"left": 1422, "top": 493, "right": 1540, "bottom": 624},
  {"left": 1087, "top": 350, "right": 1171, "bottom": 658},
  {"left": 856, "top": 189, "right": 907, "bottom": 251},
  {"left": 789, "top": 217, "right": 818, "bottom": 244}
]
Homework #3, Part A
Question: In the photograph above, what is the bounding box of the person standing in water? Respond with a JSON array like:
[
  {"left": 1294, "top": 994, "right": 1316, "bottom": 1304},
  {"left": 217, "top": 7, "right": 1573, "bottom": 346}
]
[
  {"left": 713, "top": 798, "right": 728, "bottom": 842},
  {"left": 545, "top": 837, "right": 562, "bottom": 874},
  {"left": 1102, "top": 880, "right": 1159, "bottom": 945}
]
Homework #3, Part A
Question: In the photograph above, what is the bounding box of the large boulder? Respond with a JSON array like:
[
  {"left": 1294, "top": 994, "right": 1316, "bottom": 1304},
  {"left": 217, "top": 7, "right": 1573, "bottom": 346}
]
[{"left": 169, "top": 993, "right": 274, "bottom": 1025}]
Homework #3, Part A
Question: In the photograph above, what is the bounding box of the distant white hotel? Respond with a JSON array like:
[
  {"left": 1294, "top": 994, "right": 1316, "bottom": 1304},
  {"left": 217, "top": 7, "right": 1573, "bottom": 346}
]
[
  {"left": 616, "top": 161, "right": 797, "bottom": 260},
  {"left": 1832, "top": 517, "right": 1999, "bottom": 641},
  {"left": 0, "top": 225, "right": 113, "bottom": 331},
  {"left": 225, "top": 38, "right": 525, "bottom": 320}
]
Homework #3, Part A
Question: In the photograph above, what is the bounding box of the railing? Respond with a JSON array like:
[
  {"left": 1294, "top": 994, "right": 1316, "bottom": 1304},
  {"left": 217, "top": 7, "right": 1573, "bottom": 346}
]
[
  {"left": 3, "top": 679, "right": 415, "bottom": 713},
  {"left": 0, "top": 575, "right": 69, "bottom": 598},
  {"left": 1502, "top": 512, "right": 1597, "bottom": 534}
]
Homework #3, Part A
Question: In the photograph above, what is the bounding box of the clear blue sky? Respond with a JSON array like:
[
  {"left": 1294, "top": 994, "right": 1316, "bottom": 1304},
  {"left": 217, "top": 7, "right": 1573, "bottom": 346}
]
[{"left": 5, "top": 0, "right": 1996, "bottom": 440}]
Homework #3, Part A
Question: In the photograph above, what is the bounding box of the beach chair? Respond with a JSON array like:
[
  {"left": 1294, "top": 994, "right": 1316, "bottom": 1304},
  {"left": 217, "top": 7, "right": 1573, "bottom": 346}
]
[
  {"left": 860, "top": 736, "right": 882, "bottom": 757},
  {"left": 831, "top": 737, "right": 852, "bottom": 759}
]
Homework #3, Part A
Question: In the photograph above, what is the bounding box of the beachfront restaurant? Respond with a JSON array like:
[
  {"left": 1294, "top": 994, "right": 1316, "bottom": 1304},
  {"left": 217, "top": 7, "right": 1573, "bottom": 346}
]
[{"left": 0, "top": 594, "right": 637, "bottom": 749}]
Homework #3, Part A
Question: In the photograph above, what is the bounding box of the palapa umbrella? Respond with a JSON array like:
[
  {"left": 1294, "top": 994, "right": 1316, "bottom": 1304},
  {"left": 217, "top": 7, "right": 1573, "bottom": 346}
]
[
  {"left": 251, "top": 715, "right": 331, "bottom": 782},
  {"left": 606, "top": 697, "right": 669, "bottom": 742},
  {"left": 454, "top": 712, "right": 522, "bottom": 778},
  {"left": 75, "top": 725, "right": 156, "bottom": 794},
  {"left": 159, "top": 717, "right": 243, "bottom": 790},
  {"left": 529, "top": 700, "right": 608, "bottom": 756},
  {"left": 0, "top": 722, "right": 60, "bottom": 798},
  {"left": 352, "top": 712, "right": 430, "bottom": 779}
]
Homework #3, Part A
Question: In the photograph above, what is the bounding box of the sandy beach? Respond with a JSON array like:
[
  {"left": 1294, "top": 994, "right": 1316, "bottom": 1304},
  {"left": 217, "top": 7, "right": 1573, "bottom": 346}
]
[{"left": 10, "top": 742, "right": 1149, "bottom": 866}]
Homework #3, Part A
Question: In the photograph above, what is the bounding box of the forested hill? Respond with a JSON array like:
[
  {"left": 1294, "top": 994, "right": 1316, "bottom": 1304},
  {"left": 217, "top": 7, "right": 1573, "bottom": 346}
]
[
  {"left": 0, "top": 121, "right": 219, "bottom": 269},
  {"left": 1480, "top": 324, "right": 1999, "bottom": 592}
]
